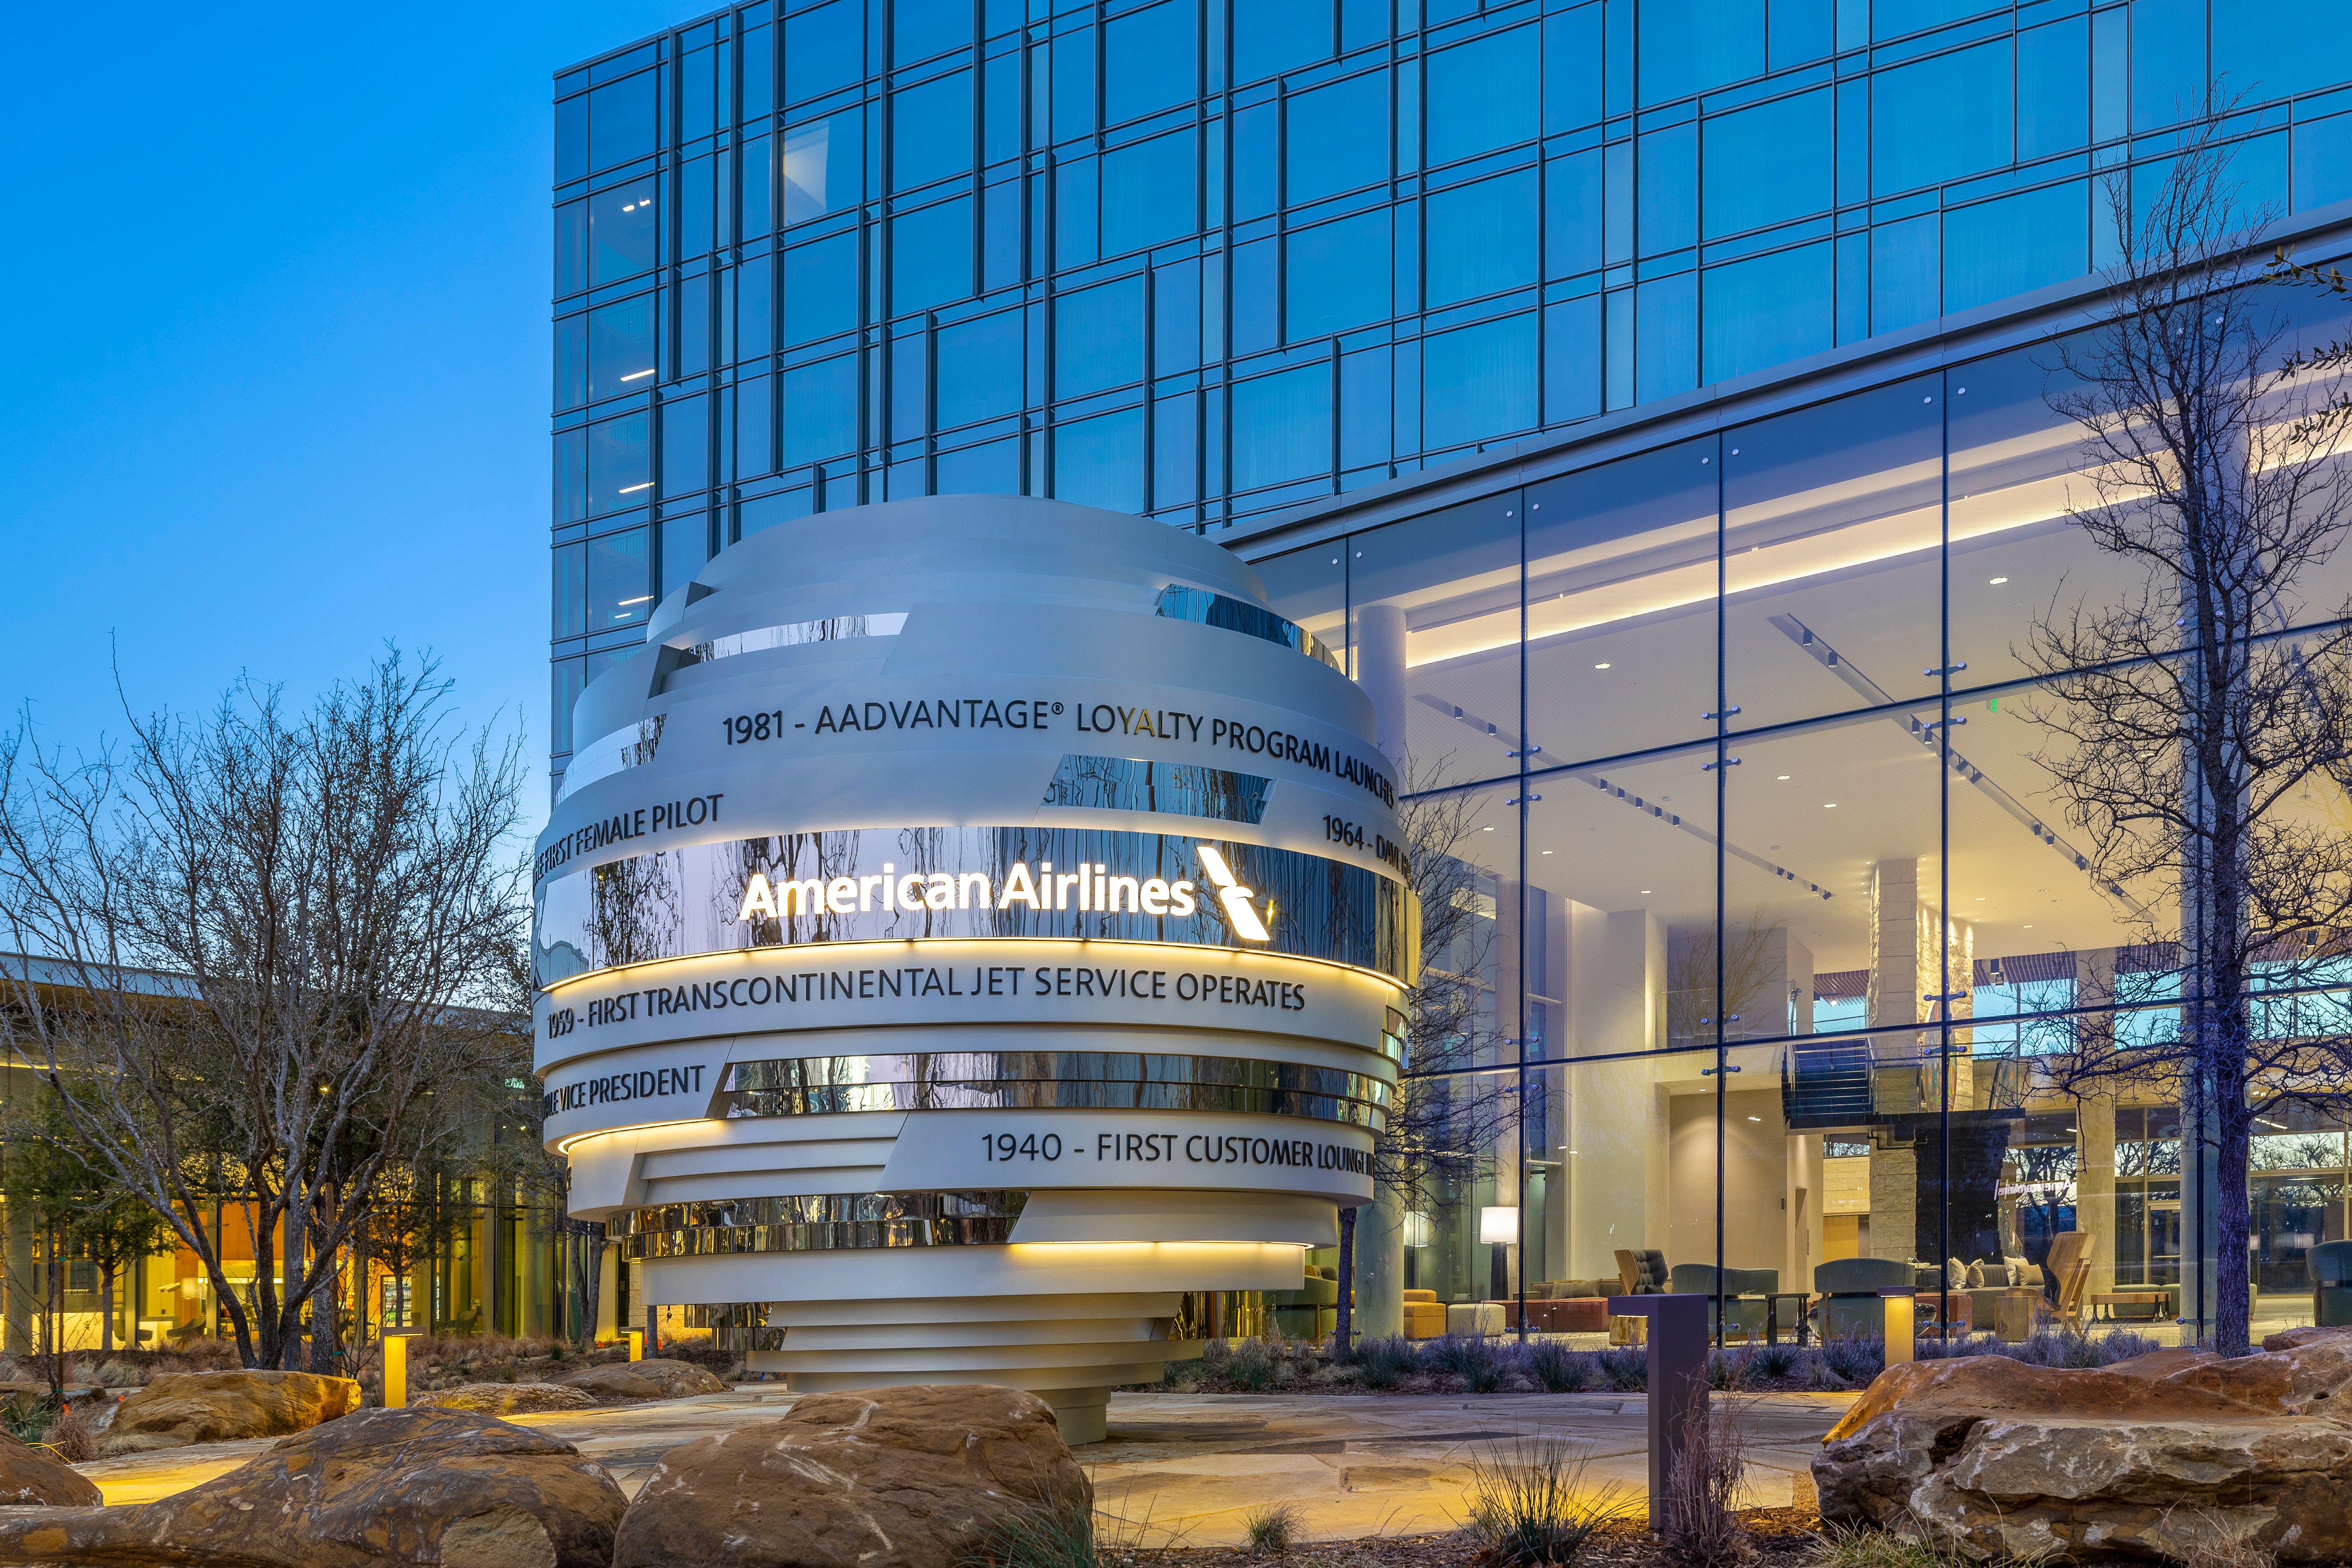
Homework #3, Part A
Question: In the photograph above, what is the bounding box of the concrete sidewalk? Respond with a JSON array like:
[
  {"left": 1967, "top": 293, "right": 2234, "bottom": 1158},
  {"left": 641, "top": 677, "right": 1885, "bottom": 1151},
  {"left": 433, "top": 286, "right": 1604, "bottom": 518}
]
[{"left": 73, "top": 1388, "right": 1856, "bottom": 1547}]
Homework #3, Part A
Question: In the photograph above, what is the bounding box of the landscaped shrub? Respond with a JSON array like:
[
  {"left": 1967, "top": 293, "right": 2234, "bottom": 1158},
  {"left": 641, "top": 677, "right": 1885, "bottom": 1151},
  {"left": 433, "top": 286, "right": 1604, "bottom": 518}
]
[
  {"left": 1420, "top": 1333, "right": 1508, "bottom": 1391},
  {"left": 1522, "top": 1338, "right": 1594, "bottom": 1392},
  {"left": 1746, "top": 1341, "right": 1798, "bottom": 1380},
  {"left": 1596, "top": 1346, "right": 1648, "bottom": 1391},
  {"left": 1349, "top": 1335, "right": 1417, "bottom": 1390},
  {"left": 1818, "top": 1333, "right": 1885, "bottom": 1386},
  {"left": 1465, "top": 1437, "right": 1629, "bottom": 1568}
]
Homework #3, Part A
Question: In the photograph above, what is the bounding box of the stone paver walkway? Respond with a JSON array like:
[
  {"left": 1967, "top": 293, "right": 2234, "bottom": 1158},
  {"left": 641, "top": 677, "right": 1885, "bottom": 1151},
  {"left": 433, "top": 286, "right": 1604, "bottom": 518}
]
[{"left": 75, "top": 1387, "right": 1855, "bottom": 1547}]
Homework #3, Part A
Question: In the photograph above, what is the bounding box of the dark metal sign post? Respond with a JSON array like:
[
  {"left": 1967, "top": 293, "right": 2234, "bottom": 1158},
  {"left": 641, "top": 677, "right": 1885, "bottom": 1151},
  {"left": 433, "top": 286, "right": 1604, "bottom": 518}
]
[{"left": 1609, "top": 1292, "right": 1709, "bottom": 1516}]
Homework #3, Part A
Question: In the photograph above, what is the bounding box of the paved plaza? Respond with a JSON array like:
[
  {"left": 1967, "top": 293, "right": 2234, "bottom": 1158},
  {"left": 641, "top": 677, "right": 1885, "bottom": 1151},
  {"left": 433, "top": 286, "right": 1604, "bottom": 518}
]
[{"left": 74, "top": 1387, "right": 1857, "bottom": 1546}]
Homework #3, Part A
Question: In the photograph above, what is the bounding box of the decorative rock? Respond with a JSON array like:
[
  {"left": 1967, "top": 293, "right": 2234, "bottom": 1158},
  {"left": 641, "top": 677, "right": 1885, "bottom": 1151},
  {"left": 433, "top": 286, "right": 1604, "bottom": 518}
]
[
  {"left": 414, "top": 1382, "right": 599, "bottom": 1416},
  {"left": 0, "top": 1405, "right": 626, "bottom": 1567},
  {"left": 549, "top": 1357, "right": 726, "bottom": 1402},
  {"left": 98, "top": 1368, "right": 361, "bottom": 1455},
  {"left": 1816, "top": 1330, "right": 2352, "bottom": 1561},
  {"left": 0, "top": 1430, "right": 101, "bottom": 1507},
  {"left": 613, "top": 1382, "right": 1088, "bottom": 1568}
]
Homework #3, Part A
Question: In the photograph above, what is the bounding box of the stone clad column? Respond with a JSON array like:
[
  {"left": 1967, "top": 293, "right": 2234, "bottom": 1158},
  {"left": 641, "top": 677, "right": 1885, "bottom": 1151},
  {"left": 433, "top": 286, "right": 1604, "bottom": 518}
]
[
  {"left": 2074, "top": 950, "right": 2118, "bottom": 1297},
  {"left": 1868, "top": 860, "right": 1922, "bottom": 1262}
]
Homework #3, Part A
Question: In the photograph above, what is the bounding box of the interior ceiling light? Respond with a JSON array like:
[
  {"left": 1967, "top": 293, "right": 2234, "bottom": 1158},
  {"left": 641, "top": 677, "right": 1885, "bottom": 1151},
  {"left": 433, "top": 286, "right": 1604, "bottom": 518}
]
[
  {"left": 1990, "top": 576, "right": 2009, "bottom": 584},
  {"left": 1824, "top": 802, "right": 1838, "bottom": 808},
  {"left": 1777, "top": 774, "right": 1791, "bottom": 780},
  {"left": 1594, "top": 662, "right": 1611, "bottom": 669}
]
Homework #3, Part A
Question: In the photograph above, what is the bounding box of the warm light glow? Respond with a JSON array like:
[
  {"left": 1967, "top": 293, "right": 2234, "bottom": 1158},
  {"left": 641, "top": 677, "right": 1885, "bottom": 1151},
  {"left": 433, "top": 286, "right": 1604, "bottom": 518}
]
[
  {"left": 1194, "top": 844, "right": 1269, "bottom": 941},
  {"left": 1479, "top": 1205, "right": 1520, "bottom": 1245},
  {"left": 1403, "top": 1211, "right": 1434, "bottom": 1247},
  {"left": 1594, "top": 662, "right": 1611, "bottom": 669}
]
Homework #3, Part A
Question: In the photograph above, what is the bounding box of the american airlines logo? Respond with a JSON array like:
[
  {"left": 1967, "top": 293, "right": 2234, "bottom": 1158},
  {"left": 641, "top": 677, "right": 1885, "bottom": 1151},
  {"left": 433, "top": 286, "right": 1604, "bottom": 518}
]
[{"left": 733, "top": 844, "right": 1270, "bottom": 942}]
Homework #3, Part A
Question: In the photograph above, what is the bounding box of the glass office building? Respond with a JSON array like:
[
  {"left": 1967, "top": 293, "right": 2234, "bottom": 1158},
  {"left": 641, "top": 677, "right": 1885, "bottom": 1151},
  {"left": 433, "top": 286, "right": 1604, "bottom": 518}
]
[{"left": 552, "top": 0, "right": 2352, "bottom": 1340}]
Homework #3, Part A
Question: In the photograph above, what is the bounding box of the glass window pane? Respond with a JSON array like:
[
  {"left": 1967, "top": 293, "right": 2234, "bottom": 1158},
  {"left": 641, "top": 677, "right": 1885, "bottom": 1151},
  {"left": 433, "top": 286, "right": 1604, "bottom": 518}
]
[
  {"left": 781, "top": 354, "right": 861, "bottom": 464},
  {"left": 1720, "top": 375, "right": 1943, "bottom": 728},
  {"left": 662, "top": 393, "right": 709, "bottom": 494},
  {"left": 588, "top": 178, "right": 659, "bottom": 284},
  {"left": 1423, "top": 313, "right": 1537, "bottom": 450},
  {"left": 551, "top": 656, "right": 585, "bottom": 757},
  {"left": 555, "top": 427, "right": 588, "bottom": 523},
  {"left": 741, "top": 136, "right": 774, "bottom": 238},
  {"left": 737, "top": 374, "right": 773, "bottom": 477},
  {"left": 1635, "top": 272, "right": 1697, "bottom": 402},
  {"left": 1053, "top": 407, "right": 1144, "bottom": 511},
  {"left": 1106, "top": 0, "right": 1196, "bottom": 124},
  {"left": 1235, "top": 0, "right": 1330, "bottom": 85},
  {"left": 2216, "top": 0, "right": 2352, "bottom": 102},
  {"left": 1873, "top": 41, "right": 2012, "bottom": 196},
  {"left": 936, "top": 436, "right": 1021, "bottom": 494},
  {"left": 589, "top": 70, "right": 658, "bottom": 169},
  {"left": 1286, "top": 210, "right": 1390, "bottom": 339},
  {"left": 586, "top": 527, "right": 653, "bottom": 630},
  {"left": 661, "top": 513, "right": 709, "bottom": 604},
  {"left": 1053, "top": 25, "right": 1096, "bottom": 140},
  {"left": 787, "top": 2, "right": 866, "bottom": 103},
  {"left": 784, "top": 110, "right": 864, "bottom": 224},
  {"left": 893, "top": 197, "right": 975, "bottom": 313},
  {"left": 1701, "top": 242, "right": 1833, "bottom": 383},
  {"left": 894, "top": 71, "right": 974, "bottom": 190},
  {"left": 1231, "top": 364, "right": 1331, "bottom": 490},
  {"left": 1943, "top": 181, "right": 2087, "bottom": 316},
  {"left": 1701, "top": 89, "right": 1829, "bottom": 239},
  {"left": 1054, "top": 277, "right": 1145, "bottom": 397},
  {"left": 896, "top": 0, "right": 972, "bottom": 65},
  {"left": 936, "top": 308, "right": 1025, "bottom": 428},
  {"left": 784, "top": 232, "right": 860, "bottom": 344},
  {"left": 1637, "top": 123, "right": 1696, "bottom": 257},
  {"left": 552, "top": 543, "right": 587, "bottom": 640},
  {"left": 679, "top": 274, "right": 711, "bottom": 377},
  {"left": 556, "top": 199, "right": 588, "bottom": 295},
  {"left": 1426, "top": 27, "right": 1536, "bottom": 165},
  {"left": 736, "top": 254, "right": 774, "bottom": 362},
  {"left": 587, "top": 413, "right": 650, "bottom": 513},
  {"left": 1545, "top": 151, "right": 1602, "bottom": 279},
  {"left": 1638, "top": 0, "right": 1763, "bottom": 104},
  {"left": 556, "top": 315, "right": 587, "bottom": 410},
  {"left": 2018, "top": 18, "right": 2089, "bottom": 160},
  {"left": 743, "top": 24, "right": 774, "bottom": 120},
  {"left": 681, "top": 45, "right": 716, "bottom": 141},
  {"left": 1425, "top": 169, "right": 1538, "bottom": 308},
  {"left": 1287, "top": 71, "right": 1388, "bottom": 203},
  {"left": 1057, "top": 156, "right": 1099, "bottom": 268},
  {"left": 1103, "top": 130, "right": 1195, "bottom": 256},
  {"left": 1348, "top": 492, "right": 1519, "bottom": 787},
  {"left": 680, "top": 154, "right": 716, "bottom": 258},
  {"left": 1525, "top": 438, "right": 1718, "bottom": 761},
  {"left": 556, "top": 95, "right": 589, "bottom": 183},
  {"left": 588, "top": 296, "right": 658, "bottom": 398}
]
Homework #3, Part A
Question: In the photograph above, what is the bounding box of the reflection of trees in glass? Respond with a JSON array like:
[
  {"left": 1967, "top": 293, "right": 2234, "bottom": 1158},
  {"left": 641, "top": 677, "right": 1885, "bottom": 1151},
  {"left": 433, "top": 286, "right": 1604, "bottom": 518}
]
[
  {"left": 2018, "top": 129, "right": 2352, "bottom": 1352},
  {"left": 1335, "top": 770, "right": 1510, "bottom": 1344},
  {"left": 895, "top": 827, "right": 950, "bottom": 938},
  {"left": 2004, "top": 1140, "right": 2078, "bottom": 1258},
  {"left": 589, "top": 851, "right": 684, "bottom": 969},
  {"left": 1667, "top": 910, "right": 1783, "bottom": 1051}
]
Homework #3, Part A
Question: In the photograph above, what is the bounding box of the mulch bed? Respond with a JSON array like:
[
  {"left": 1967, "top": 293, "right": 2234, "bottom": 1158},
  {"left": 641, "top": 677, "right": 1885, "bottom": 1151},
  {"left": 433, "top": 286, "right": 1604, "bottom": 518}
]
[{"left": 1138, "top": 1508, "right": 1824, "bottom": 1567}]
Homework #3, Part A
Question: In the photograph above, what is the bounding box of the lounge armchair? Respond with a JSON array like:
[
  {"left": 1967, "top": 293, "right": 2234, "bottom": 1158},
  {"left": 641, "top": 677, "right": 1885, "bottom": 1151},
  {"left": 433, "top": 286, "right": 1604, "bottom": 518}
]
[
  {"left": 2044, "top": 1231, "right": 2096, "bottom": 1334},
  {"left": 1667, "top": 1263, "right": 1778, "bottom": 1339},
  {"left": 1812, "top": 1256, "right": 1914, "bottom": 1338},
  {"left": 1613, "top": 1247, "right": 1668, "bottom": 1294},
  {"left": 2315, "top": 1240, "right": 2352, "bottom": 1327},
  {"left": 1401, "top": 1289, "right": 1447, "bottom": 1339}
]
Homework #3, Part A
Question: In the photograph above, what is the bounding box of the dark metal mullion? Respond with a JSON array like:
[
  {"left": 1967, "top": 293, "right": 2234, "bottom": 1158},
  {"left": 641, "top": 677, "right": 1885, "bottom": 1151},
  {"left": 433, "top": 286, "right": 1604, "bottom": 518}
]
[
  {"left": 1714, "top": 434, "right": 1728, "bottom": 1350},
  {"left": 1939, "top": 373, "right": 1954, "bottom": 1341}
]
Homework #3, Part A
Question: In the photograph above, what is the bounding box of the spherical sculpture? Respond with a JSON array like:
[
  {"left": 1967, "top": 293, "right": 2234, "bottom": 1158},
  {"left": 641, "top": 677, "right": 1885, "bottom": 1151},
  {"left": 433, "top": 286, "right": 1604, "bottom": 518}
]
[{"left": 534, "top": 496, "right": 1412, "bottom": 1440}]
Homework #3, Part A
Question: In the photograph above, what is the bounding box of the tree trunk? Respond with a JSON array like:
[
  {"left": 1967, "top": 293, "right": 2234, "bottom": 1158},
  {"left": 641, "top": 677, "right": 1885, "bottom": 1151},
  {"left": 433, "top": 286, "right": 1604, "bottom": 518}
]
[
  {"left": 99, "top": 1261, "right": 114, "bottom": 1357},
  {"left": 577, "top": 1223, "right": 604, "bottom": 1347},
  {"left": 1334, "top": 1205, "right": 1355, "bottom": 1351}
]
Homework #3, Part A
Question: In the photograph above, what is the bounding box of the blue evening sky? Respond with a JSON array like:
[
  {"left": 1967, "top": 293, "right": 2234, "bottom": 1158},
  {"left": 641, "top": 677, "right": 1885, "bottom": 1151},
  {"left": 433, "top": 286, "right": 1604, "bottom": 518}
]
[{"left": 0, "top": 4, "right": 682, "bottom": 838}]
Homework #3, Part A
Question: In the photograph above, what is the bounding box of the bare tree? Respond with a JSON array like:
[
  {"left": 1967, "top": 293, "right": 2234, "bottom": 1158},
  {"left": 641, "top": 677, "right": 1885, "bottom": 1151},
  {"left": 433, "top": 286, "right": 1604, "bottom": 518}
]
[
  {"left": 2017, "top": 127, "right": 2352, "bottom": 1353},
  {"left": 0, "top": 650, "right": 529, "bottom": 1369},
  {"left": 1335, "top": 764, "right": 1515, "bottom": 1343}
]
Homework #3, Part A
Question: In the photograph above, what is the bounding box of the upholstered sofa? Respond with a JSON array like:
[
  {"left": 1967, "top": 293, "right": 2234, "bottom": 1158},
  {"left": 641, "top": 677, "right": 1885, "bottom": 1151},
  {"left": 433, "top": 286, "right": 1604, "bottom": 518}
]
[{"left": 1402, "top": 1288, "right": 1448, "bottom": 1338}]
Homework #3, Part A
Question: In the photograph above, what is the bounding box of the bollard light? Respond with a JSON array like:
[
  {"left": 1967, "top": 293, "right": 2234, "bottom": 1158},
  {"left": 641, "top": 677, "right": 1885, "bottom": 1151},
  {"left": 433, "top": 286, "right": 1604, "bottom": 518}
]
[
  {"left": 627, "top": 1328, "right": 644, "bottom": 1362},
  {"left": 383, "top": 1330, "right": 418, "bottom": 1408},
  {"left": 1881, "top": 1289, "right": 1915, "bottom": 1366},
  {"left": 1610, "top": 1291, "right": 1709, "bottom": 1520}
]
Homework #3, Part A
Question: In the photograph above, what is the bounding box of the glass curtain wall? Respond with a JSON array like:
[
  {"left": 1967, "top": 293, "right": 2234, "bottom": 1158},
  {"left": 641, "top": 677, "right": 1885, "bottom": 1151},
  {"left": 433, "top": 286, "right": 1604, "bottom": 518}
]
[
  {"left": 550, "top": 0, "right": 2352, "bottom": 786},
  {"left": 1257, "top": 292, "right": 2352, "bottom": 1347}
]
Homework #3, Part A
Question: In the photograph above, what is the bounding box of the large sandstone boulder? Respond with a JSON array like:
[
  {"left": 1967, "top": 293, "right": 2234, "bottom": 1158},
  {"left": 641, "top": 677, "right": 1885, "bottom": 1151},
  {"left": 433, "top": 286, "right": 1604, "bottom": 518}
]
[
  {"left": 1816, "top": 1328, "right": 2352, "bottom": 1560},
  {"left": 98, "top": 1368, "right": 360, "bottom": 1455},
  {"left": 0, "top": 1430, "right": 100, "bottom": 1506},
  {"left": 0, "top": 1405, "right": 626, "bottom": 1567},
  {"left": 550, "top": 1357, "right": 726, "bottom": 1402},
  {"left": 415, "top": 1382, "right": 598, "bottom": 1416},
  {"left": 613, "top": 1383, "right": 1089, "bottom": 1568}
]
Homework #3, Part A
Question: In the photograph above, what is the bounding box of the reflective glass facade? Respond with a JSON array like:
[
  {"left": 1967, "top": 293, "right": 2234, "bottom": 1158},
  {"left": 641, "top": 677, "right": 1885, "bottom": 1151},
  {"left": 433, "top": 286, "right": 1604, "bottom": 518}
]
[
  {"left": 1232, "top": 236, "right": 2352, "bottom": 1343},
  {"left": 550, "top": 0, "right": 2352, "bottom": 785}
]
